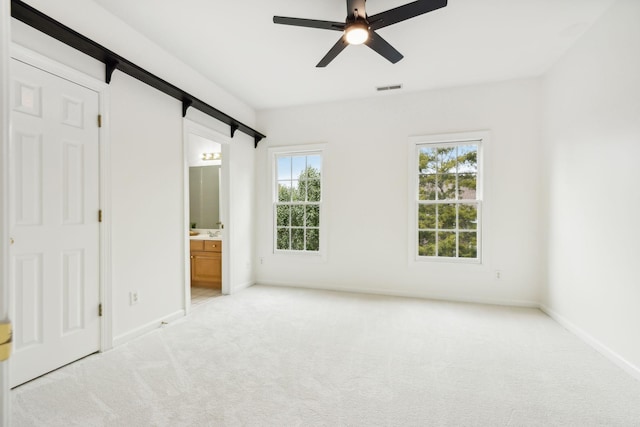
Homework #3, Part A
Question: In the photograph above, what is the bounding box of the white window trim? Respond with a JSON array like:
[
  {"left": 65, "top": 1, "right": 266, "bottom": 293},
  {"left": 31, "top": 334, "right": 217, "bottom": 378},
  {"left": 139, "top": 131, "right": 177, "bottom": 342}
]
[
  {"left": 408, "top": 131, "right": 488, "bottom": 265},
  {"left": 268, "top": 144, "right": 327, "bottom": 260}
]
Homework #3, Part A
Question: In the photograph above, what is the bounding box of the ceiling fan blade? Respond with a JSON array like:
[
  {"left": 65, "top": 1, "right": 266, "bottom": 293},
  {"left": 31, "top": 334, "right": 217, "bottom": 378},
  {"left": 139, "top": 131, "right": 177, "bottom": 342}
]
[
  {"left": 347, "top": 0, "right": 367, "bottom": 19},
  {"left": 273, "top": 16, "right": 345, "bottom": 31},
  {"left": 316, "top": 37, "right": 349, "bottom": 67},
  {"left": 364, "top": 31, "right": 404, "bottom": 64},
  {"left": 369, "top": 0, "right": 447, "bottom": 30}
]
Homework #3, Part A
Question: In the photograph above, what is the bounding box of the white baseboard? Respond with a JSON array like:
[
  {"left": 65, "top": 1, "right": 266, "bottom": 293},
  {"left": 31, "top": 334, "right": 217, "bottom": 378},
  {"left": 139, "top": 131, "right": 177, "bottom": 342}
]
[
  {"left": 112, "top": 309, "right": 185, "bottom": 348},
  {"left": 231, "top": 280, "right": 254, "bottom": 294},
  {"left": 540, "top": 305, "right": 640, "bottom": 382},
  {"left": 255, "top": 281, "right": 540, "bottom": 308}
]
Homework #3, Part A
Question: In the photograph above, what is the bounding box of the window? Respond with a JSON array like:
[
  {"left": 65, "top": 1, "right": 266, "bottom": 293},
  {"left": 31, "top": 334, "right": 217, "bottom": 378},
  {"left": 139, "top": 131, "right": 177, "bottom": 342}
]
[
  {"left": 274, "top": 151, "right": 322, "bottom": 253},
  {"left": 411, "top": 133, "right": 484, "bottom": 261}
]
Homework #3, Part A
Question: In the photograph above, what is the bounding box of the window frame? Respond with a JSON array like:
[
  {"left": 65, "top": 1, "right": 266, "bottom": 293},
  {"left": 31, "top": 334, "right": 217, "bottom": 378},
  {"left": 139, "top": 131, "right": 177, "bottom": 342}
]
[
  {"left": 269, "top": 144, "right": 326, "bottom": 257},
  {"left": 408, "top": 131, "right": 487, "bottom": 264}
]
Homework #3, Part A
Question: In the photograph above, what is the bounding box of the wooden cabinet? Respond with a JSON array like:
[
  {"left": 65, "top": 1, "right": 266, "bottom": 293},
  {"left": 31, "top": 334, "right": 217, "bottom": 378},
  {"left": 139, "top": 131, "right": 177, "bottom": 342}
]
[{"left": 190, "top": 240, "right": 222, "bottom": 289}]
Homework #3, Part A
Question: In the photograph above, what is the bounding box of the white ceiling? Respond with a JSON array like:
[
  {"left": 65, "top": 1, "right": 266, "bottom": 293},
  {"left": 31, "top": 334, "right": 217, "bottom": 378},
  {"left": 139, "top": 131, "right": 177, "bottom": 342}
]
[{"left": 91, "top": 0, "right": 615, "bottom": 111}]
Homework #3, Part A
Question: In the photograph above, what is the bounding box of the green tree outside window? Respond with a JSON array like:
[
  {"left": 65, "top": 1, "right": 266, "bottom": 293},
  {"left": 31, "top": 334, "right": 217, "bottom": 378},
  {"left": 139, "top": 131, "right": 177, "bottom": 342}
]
[
  {"left": 275, "top": 154, "right": 322, "bottom": 252},
  {"left": 417, "top": 143, "right": 479, "bottom": 259}
]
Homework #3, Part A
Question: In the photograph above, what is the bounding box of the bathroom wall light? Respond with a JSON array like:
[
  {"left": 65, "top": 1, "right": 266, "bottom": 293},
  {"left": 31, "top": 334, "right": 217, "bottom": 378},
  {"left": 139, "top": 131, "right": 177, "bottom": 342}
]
[{"left": 202, "top": 152, "right": 222, "bottom": 161}]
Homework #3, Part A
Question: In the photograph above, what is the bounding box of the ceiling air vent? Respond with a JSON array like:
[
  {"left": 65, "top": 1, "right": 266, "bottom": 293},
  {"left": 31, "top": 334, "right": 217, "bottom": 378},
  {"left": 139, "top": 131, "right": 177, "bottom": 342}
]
[{"left": 376, "top": 84, "right": 403, "bottom": 92}]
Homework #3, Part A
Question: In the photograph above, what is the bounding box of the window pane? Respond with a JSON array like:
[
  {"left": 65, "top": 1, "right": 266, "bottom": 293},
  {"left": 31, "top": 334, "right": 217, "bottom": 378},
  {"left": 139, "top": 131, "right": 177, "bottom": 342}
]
[
  {"left": 291, "top": 205, "right": 304, "bottom": 226},
  {"left": 277, "top": 228, "right": 290, "bottom": 250},
  {"left": 291, "top": 228, "right": 305, "bottom": 250},
  {"left": 438, "top": 204, "right": 456, "bottom": 230},
  {"left": 438, "top": 232, "right": 456, "bottom": 257},
  {"left": 418, "top": 231, "right": 436, "bottom": 256},
  {"left": 458, "top": 204, "right": 478, "bottom": 230},
  {"left": 277, "top": 156, "right": 291, "bottom": 180},
  {"left": 458, "top": 173, "right": 477, "bottom": 199},
  {"left": 291, "top": 180, "right": 302, "bottom": 201},
  {"left": 419, "top": 147, "right": 437, "bottom": 174},
  {"left": 306, "top": 205, "right": 320, "bottom": 227},
  {"left": 278, "top": 181, "right": 292, "bottom": 202},
  {"left": 298, "top": 180, "right": 308, "bottom": 201},
  {"left": 437, "top": 174, "right": 456, "bottom": 200},
  {"left": 437, "top": 147, "right": 457, "bottom": 173},
  {"left": 457, "top": 145, "right": 478, "bottom": 173},
  {"left": 459, "top": 232, "right": 478, "bottom": 258},
  {"left": 419, "top": 174, "right": 436, "bottom": 200},
  {"left": 276, "top": 205, "right": 290, "bottom": 226},
  {"left": 418, "top": 204, "right": 436, "bottom": 229},
  {"left": 307, "top": 155, "right": 322, "bottom": 177},
  {"left": 292, "top": 156, "right": 306, "bottom": 179},
  {"left": 306, "top": 229, "right": 319, "bottom": 251},
  {"left": 308, "top": 179, "right": 321, "bottom": 202}
]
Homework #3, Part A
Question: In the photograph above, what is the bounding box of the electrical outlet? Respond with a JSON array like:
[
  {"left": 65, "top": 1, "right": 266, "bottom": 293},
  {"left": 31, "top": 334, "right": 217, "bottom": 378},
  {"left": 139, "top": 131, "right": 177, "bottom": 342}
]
[
  {"left": 495, "top": 270, "right": 502, "bottom": 280},
  {"left": 260, "top": 257, "right": 264, "bottom": 265},
  {"left": 130, "top": 291, "right": 139, "bottom": 305}
]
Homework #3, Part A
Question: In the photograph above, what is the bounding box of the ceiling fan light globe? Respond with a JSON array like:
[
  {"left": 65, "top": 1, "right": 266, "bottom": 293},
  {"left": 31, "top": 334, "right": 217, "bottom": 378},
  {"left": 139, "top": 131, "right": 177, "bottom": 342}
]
[{"left": 345, "top": 26, "right": 369, "bottom": 45}]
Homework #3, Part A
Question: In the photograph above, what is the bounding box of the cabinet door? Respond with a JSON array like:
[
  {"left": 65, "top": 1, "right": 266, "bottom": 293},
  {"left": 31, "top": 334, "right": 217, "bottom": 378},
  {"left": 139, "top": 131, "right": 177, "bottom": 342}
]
[{"left": 191, "top": 252, "right": 221, "bottom": 289}]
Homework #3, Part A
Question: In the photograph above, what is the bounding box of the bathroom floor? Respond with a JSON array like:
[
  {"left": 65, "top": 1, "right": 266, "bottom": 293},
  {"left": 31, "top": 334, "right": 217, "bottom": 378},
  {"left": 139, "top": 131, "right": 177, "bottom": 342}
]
[{"left": 191, "top": 286, "right": 222, "bottom": 307}]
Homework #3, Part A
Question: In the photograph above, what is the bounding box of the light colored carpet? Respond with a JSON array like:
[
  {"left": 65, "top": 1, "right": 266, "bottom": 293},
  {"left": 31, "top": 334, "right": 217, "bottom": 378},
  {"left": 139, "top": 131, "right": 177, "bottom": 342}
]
[{"left": 11, "top": 285, "right": 640, "bottom": 426}]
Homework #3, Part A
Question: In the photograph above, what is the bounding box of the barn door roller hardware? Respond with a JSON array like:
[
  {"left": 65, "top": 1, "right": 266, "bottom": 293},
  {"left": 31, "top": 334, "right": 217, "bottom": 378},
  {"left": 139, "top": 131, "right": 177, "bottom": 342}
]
[{"left": 11, "top": 0, "right": 266, "bottom": 146}]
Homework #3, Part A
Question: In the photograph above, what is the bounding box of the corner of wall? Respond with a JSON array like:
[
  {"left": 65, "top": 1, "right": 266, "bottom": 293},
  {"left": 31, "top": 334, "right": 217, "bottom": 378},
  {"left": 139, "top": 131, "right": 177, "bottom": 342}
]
[{"left": 540, "top": 0, "right": 640, "bottom": 377}]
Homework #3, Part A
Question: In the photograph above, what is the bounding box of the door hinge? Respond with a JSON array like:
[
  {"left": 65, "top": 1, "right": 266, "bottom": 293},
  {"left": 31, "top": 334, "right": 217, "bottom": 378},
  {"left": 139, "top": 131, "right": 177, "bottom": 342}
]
[
  {"left": 98, "top": 114, "right": 102, "bottom": 128},
  {"left": 98, "top": 209, "right": 103, "bottom": 223},
  {"left": 98, "top": 304, "right": 103, "bottom": 317}
]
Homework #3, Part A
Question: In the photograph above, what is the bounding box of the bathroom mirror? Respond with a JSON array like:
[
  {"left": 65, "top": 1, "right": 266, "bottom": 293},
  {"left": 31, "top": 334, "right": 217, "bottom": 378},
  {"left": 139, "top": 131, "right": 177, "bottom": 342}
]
[{"left": 189, "top": 165, "right": 220, "bottom": 229}]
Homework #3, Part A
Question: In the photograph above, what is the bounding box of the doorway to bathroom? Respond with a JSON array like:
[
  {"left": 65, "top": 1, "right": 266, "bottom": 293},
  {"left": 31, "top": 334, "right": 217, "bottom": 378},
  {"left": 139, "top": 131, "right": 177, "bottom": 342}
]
[{"left": 183, "top": 119, "right": 230, "bottom": 313}]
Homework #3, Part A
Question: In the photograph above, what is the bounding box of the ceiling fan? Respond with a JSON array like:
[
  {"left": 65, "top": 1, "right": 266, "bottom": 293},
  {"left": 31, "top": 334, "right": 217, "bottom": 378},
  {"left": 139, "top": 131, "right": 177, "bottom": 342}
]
[{"left": 273, "top": 0, "right": 448, "bottom": 67}]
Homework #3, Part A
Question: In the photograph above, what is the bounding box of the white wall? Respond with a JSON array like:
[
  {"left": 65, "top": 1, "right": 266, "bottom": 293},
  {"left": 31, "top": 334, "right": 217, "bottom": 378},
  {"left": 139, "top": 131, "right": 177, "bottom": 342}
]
[
  {"left": 256, "top": 79, "right": 544, "bottom": 306},
  {"left": 228, "top": 133, "right": 257, "bottom": 292},
  {"left": 109, "top": 72, "right": 184, "bottom": 340},
  {"left": 542, "top": 0, "right": 640, "bottom": 374}
]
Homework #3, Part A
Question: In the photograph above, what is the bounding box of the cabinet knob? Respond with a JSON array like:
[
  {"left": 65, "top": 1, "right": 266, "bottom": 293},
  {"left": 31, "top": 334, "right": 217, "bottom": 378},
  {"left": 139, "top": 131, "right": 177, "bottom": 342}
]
[
  {"left": 190, "top": 256, "right": 193, "bottom": 259},
  {"left": 211, "top": 244, "right": 216, "bottom": 248}
]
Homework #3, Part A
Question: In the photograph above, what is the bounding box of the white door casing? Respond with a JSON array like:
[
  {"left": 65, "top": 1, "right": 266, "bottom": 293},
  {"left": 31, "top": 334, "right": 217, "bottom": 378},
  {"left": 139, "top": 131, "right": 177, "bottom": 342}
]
[
  {"left": 9, "top": 58, "right": 101, "bottom": 387},
  {"left": 1, "top": 0, "right": 11, "bottom": 423}
]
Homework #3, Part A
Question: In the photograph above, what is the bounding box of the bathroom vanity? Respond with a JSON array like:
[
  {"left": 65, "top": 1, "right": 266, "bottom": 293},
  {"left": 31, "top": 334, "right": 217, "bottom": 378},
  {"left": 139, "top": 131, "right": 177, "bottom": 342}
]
[{"left": 190, "top": 235, "right": 222, "bottom": 289}]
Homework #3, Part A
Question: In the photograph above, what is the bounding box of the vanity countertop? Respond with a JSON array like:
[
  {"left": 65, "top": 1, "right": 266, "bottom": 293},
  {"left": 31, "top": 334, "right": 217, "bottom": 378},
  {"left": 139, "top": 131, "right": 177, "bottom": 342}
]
[{"left": 190, "top": 234, "right": 222, "bottom": 241}]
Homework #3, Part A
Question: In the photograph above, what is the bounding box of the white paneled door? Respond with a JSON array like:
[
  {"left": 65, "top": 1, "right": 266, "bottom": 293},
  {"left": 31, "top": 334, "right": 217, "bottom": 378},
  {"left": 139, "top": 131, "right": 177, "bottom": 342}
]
[{"left": 9, "top": 59, "right": 101, "bottom": 387}]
